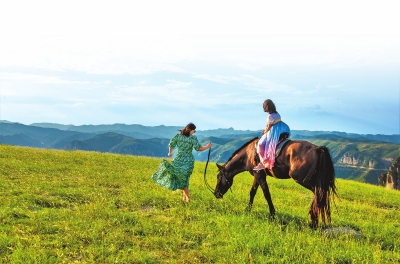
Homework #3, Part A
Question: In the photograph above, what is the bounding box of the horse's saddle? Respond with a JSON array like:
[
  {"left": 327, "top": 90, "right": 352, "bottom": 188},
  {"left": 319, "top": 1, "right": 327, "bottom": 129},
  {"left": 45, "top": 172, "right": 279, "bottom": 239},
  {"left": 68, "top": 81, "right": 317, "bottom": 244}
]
[{"left": 275, "top": 138, "right": 290, "bottom": 157}]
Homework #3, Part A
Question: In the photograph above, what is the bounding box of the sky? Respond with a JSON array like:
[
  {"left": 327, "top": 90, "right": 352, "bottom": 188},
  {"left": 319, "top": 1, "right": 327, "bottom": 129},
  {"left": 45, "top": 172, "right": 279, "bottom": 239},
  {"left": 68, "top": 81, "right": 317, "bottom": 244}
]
[{"left": 0, "top": 1, "right": 399, "bottom": 135}]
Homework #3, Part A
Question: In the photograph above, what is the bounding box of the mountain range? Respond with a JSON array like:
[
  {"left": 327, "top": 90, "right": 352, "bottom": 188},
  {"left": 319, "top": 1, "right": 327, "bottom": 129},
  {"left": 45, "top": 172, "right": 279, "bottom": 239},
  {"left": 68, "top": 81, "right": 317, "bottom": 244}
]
[{"left": 1, "top": 120, "right": 400, "bottom": 185}]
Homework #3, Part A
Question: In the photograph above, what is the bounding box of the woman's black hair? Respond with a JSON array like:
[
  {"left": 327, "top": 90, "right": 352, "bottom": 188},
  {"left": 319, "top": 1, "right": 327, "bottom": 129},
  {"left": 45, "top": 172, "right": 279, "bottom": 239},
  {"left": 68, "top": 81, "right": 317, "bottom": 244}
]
[
  {"left": 263, "top": 99, "right": 277, "bottom": 113},
  {"left": 180, "top": 123, "right": 196, "bottom": 137}
]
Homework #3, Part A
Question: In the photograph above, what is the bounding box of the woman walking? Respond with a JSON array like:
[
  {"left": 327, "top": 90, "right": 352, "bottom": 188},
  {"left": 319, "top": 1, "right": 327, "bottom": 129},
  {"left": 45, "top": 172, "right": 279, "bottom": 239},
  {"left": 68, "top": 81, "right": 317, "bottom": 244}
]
[{"left": 152, "top": 123, "right": 212, "bottom": 202}]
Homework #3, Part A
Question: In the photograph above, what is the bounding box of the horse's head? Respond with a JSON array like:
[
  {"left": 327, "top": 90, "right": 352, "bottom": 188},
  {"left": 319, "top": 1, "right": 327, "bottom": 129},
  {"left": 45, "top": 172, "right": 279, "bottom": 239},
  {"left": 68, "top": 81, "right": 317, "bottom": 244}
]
[{"left": 214, "top": 163, "right": 233, "bottom": 198}]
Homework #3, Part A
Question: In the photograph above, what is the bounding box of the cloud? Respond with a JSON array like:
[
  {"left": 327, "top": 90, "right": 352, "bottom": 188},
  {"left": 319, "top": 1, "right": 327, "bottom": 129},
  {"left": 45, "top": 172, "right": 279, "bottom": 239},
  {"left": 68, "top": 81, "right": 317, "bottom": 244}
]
[
  {"left": 192, "top": 74, "right": 240, "bottom": 84},
  {"left": 0, "top": 5, "right": 398, "bottom": 134},
  {"left": 108, "top": 80, "right": 201, "bottom": 106},
  {"left": 298, "top": 105, "right": 322, "bottom": 112},
  {"left": 2, "top": 27, "right": 398, "bottom": 77},
  {"left": 236, "top": 63, "right": 261, "bottom": 71},
  {"left": 0, "top": 72, "right": 110, "bottom": 106},
  {"left": 0, "top": 72, "right": 87, "bottom": 85},
  {"left": 242, "top": 75, "right": 298, "bottom": 94}
]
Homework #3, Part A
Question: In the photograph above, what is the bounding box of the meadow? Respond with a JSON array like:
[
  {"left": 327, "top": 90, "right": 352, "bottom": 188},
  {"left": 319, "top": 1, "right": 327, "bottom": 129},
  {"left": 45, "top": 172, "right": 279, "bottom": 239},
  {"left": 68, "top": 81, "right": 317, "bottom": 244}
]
[{"left": 0, "top": 144, "right": 400, "bottom": 263}]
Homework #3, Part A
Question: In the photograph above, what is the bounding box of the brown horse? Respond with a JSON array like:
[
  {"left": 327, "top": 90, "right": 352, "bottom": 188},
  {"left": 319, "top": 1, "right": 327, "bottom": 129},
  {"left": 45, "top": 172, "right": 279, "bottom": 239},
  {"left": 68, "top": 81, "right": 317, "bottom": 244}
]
[{"left": 213, "top": 136, "right": 337, "bottom": 228}]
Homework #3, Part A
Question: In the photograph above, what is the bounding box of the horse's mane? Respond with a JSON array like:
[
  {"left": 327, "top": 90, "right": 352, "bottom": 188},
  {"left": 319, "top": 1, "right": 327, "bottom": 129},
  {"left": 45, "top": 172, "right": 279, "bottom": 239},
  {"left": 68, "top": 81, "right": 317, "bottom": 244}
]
[{"left": 225, "top": 137, "right": 258, "bottom": 164}]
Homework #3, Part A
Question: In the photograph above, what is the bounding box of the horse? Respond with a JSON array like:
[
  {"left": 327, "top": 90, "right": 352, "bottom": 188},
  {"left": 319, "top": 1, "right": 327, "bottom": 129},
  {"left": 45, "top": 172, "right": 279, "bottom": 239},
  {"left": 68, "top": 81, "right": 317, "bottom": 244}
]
[{"left": 212, "top": 135, "right": 337, "bottom": 228}]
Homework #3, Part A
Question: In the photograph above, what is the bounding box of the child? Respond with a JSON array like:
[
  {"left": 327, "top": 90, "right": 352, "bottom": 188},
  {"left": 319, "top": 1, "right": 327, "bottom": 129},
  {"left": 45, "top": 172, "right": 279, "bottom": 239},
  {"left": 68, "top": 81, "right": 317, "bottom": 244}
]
[{"left": 254, "top": 99, "right": 290, "bottom": 170}]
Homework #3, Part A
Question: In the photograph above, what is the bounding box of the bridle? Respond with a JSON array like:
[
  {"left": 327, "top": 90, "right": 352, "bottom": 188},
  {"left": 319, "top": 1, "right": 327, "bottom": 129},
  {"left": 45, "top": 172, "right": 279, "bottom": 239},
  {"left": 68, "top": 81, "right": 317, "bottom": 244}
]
[
  {"left": 214, "top": 168, "right": 233, "bottom": 197},
  {"left": 203, "top": 147, "right": 233, "bottom": 197},
  {"left": 203, "top": 148, "right": 215, "bottom": 194}
]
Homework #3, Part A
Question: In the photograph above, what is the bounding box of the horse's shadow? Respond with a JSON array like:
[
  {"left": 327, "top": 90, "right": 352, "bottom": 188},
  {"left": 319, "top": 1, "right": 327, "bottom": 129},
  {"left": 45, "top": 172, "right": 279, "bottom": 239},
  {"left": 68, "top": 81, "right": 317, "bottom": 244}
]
[
  {"left": 245, "top": 208, "right": 328, "bottom": 231},
  {"left": 246, "top": 209, "right": 364, "bottom": 239}
]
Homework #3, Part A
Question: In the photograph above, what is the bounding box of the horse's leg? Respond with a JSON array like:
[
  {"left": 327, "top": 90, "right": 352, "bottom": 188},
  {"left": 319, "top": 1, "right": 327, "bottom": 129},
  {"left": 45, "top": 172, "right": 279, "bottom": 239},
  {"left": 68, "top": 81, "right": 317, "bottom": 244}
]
[
  {"left": 309, "top": 198, "right": 319, "bottom": 229},
  {"left": 247, "top": 177, "right": 259, "bottom": 211},
  {"left": 255, "top": 172, "right": 276, "bottom": 217},
  {"left": 297, "top": 180, "right": 319, "bottom": 228}
]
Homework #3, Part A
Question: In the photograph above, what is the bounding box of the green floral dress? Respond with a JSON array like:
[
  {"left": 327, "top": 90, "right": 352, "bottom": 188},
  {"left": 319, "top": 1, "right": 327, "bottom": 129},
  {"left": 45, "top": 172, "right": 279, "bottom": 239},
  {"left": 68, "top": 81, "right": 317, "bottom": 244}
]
[{"left": 152, "top": 134, "right": 201, "bottom": 190}]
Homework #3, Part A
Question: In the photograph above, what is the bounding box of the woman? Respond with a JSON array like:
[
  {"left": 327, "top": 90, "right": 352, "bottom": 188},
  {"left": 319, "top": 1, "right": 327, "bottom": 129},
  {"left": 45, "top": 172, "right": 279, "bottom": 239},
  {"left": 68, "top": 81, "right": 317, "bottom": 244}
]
[
  {"left": 152, "top": 123, "right": 212, "bottom": 202},
  {"left": 254, "top": 99, "right": 290, "bottom": 171}
]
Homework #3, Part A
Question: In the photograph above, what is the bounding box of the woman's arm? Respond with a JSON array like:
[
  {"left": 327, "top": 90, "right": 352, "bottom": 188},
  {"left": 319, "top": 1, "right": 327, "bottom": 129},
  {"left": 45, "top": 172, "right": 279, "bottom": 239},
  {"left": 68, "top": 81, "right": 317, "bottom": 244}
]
[
  {"left": 198, "top": 143, "right": 212, "bottom": 151},
  {"left": 168, "top": 147, "right": 173, "bottom": 156},
  {"left": 262, "top": 123, "right": 272, "bottom": 134}
]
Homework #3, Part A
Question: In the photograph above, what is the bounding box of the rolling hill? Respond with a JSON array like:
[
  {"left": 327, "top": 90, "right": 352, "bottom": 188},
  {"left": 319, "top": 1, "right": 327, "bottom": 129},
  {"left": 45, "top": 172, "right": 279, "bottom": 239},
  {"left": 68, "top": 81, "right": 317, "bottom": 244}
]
[
  {"left": 0, "top": 144, "right": 399, "bottom": 262},
  {"left": 1, "top": 120, "right": 400, "bottom": 185}
]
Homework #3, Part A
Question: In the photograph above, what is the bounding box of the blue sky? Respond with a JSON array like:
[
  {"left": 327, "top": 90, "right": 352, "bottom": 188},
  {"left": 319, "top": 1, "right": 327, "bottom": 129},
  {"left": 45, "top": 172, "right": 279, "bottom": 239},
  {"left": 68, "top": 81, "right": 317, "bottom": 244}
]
[{"left": 0, "top": 1, "right": 399, "bottom": 135}]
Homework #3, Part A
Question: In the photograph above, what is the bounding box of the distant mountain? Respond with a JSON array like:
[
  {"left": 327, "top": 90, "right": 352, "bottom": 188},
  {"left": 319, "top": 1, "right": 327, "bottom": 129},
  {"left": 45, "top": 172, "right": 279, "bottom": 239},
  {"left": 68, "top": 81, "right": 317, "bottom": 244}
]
[
  {"left": 30, "top": 122, "right": 260, "bottom": 139},
  {"left": 0, "top": 133, "right": 42, "bottom": 147},
  {"left": 305, "top": 137, "right": 400, "bottom": 184},
  {"left": 196, "top": 136, "right": 257, "bottom": 163},
  {"left": 67, "top": 140, "right": 95, "bottom": 151},
  {"left": 291, "top": 130, "right": 400, "bottom": 144},
  {"left": 29, "top": 122, "right": 74, "bottom": 130},
  {"left": 65, "top": 132, "right": 170, "bottom": 157},
  {"left": 2, "top": 120, "right": 400, "bottom": 185},
  {"left": 50, "top": 133, "right": 96, "bottom": 149},
  {"left": 31, "top": 122, "right": 182, "bottom": 139},
  {"left": 0, "top": 122, "right": 86, "bottom": 147},
  {"left": 67, "top": 132, "right": 133, "bottom": 152},
  {"left": 10, "top": 121, "right": 400, "bottom": 143}
]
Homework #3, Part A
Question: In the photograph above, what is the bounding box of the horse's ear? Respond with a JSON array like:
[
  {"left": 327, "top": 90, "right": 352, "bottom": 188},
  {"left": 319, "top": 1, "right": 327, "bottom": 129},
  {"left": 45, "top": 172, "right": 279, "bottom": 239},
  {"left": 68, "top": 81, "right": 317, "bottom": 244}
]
[{"left": 216, "top": 163, "right": 223, "bottom": 170}]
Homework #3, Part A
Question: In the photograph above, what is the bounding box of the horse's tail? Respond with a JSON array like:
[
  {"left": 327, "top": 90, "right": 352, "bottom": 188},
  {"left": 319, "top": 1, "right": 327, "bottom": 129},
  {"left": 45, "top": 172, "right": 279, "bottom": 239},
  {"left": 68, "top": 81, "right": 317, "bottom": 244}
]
[{"left": 313, "top": 146, "right": 337, "bottom": 225}]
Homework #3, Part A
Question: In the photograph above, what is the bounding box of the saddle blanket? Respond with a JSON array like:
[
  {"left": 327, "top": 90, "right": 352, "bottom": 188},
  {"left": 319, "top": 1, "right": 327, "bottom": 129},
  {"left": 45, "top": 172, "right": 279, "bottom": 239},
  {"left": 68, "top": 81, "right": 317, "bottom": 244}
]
[{"left": 256, "top": 138, "right": 291, "bottom": 158}]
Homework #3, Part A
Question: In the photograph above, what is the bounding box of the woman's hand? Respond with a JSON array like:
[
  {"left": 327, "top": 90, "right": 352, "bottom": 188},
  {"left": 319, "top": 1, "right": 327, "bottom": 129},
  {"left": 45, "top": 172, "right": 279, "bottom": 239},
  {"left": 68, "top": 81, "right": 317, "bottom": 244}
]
[
  {"left": 168, "top": 147, "right": 173, "bottom": 156},
  {"left": 199, "top": 143, "right": 212, "bottom": 151},
  {"left": 262, "top": 124, "right": 272, "bottom": 134}
]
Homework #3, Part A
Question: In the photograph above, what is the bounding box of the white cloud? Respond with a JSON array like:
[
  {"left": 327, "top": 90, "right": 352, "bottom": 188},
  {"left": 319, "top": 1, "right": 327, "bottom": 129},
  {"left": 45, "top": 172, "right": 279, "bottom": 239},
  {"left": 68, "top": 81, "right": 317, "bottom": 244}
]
[
  {"left": 192, "top": 74, "right": 240, "bottom": 84},
  {"left": 1, "top": 27, "right": 398, "bottom": 76},
  {"left": 237, "top": 63, "right": 261, "bottom": 71},
  {"left": 242, "top": 75, "right": 298, "bottom": 94},
  {"left": 0, "top": 72, "right": 87, "bottom": 85},
  {"left": 0, "top": 3, "right": 399, "bottom": 133},
  {"left": 108, "top": 81, "right": 201, "bottom": 106},
  {"left": 327, "top": 85, "right": 343, "bottom": 88}
]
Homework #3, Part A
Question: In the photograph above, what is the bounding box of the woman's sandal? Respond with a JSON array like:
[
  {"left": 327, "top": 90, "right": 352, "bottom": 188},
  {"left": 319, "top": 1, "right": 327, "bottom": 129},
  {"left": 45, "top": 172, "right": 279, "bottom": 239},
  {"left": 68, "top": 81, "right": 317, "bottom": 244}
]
[{"left": 253, "top": 163, "right": 265, "bottom": 171}]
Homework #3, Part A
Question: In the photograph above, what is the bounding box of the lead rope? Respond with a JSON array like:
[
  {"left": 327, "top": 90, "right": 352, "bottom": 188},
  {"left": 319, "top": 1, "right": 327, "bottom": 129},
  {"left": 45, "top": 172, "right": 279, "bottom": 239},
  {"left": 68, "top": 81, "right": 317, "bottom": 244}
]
[{"left": 203, "top": 147, "right": 214, "bottom": 194}]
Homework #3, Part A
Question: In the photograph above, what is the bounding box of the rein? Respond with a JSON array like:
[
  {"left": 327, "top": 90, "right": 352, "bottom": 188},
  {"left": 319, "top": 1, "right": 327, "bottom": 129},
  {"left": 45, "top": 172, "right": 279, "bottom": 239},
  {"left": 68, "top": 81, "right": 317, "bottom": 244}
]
[
  {"left": 203, "top": 148, "right": 214, "bottom": 194},
  {"left": 203, "top": 147, "right": 233, "bottom": 197}
]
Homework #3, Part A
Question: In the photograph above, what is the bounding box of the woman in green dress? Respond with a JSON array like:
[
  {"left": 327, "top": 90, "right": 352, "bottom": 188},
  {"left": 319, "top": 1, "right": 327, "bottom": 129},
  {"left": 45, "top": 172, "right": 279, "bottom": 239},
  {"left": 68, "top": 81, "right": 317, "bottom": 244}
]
[{"left": 152, "top": 123, "right": 212, "bottom": 202}]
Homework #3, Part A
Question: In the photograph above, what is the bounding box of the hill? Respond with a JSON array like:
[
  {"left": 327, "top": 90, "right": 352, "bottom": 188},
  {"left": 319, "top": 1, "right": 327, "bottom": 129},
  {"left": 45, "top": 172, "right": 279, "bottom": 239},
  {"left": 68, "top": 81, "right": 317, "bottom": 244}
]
[
  {"left": 305, "top": 137, "right": 400, "bottom": 184},
  {"left": 1, "top": 121, "right": 400, "bottom": 185},
  {"left": 0, "top": 121, "right": 91, "bottom": 147},
  {"left": 65, "top": 132, "right": 170, "bottom": 157},
  {"left": 29, "top": 122, "right": 257, "bottom": 139},
  {"left": 0, "top": 144, "right": 399, "bottom": 262}
]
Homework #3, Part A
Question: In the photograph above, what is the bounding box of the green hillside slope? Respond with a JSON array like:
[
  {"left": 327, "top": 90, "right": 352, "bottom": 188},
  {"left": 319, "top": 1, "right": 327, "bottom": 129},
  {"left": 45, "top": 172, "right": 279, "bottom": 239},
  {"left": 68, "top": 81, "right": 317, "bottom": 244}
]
[
  {"left": 2, "top": 121, "right": 400, "bottom": 185},
  {"left": 307, "top": 138, "right": 400, "bottom": 184},
  {"left": 65, "top": 132, "right": 171, "bottom": 157},
  {"left": 0, "top": 144, "right": 399, "bottom": 263}
]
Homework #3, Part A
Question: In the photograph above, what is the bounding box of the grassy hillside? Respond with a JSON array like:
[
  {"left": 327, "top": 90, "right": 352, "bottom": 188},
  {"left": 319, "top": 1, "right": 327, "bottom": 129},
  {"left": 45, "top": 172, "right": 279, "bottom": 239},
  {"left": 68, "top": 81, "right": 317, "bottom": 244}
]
[
  {"left": 307, "top": 138, "right": 400, "bottom": 184},
  {"left": 0, "top": 145, "right": 400, "bottom": 263},
  {"left": 2, "top": 121, "right": 400, "bottom": 185}
]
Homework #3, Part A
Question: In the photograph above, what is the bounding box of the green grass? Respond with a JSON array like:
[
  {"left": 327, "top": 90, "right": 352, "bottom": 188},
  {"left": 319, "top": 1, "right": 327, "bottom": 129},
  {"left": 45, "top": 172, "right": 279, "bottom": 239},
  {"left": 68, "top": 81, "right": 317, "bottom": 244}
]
[{"left": 1, "top": 144, "right": 400, "bottom": 263}]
